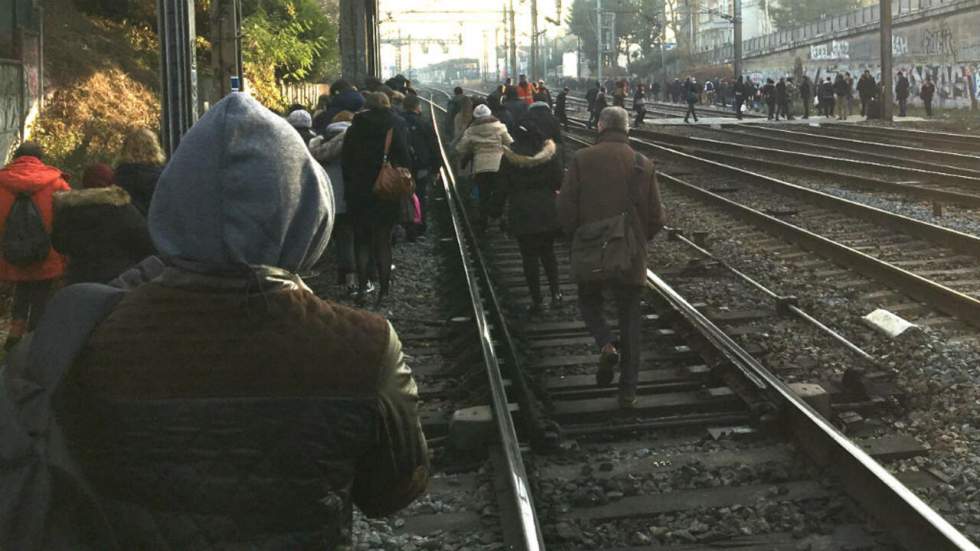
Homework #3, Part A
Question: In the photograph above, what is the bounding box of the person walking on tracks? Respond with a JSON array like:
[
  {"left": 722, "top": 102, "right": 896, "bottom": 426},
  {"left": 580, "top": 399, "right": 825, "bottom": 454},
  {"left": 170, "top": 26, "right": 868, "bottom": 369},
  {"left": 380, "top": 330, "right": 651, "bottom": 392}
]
[
  {"left": 342, "top": 92, "right": 414, "bottom": 306},
  {"left": 819, "top": 77, "right": 836, "bottom": 118},
  {"left": 455, "top": 103, "right": 514, "bottom": 232},
  {"left": 555, "top": 87, "right": 570, "bottom": 128},
  {"left": 500, "top": 120, "right": 564, "bottom": 316},
  {"left": 558, "top": 107, "right": 667, "bottom": 408},
  {"left": 762, "top": 78, "right": 777, "bottom": 120},
  {"left": 857, "top": 70, "right": 875, "bottom": 117},
  {"left": 446, "top": 86, "right": 467, "bottom": 139},
  {"left": 733, "top": 75, "right": 748, "bottom": 120},
  {"left": 799, "top": 75, "right": 813, "bottom": 119},
  {"left": 920, "top": 76, "right": 936, "bottom": 117},
  {"left": 683, "top": 77, "right": 699, "bottom": 123},
  {"left": 0, "top": 142, "right": 71, "bottom": 350},
  {"left": 1, "top": 93, "right": 428, "bottom": 550},
  {"left": 633, "top": 84, "right": 648, "bottom": 126},
  {"left": 896, "top": 70, "right": 911, "bottom": 117},
  {"left": 51, "top": 163, "right": 155, "bottom": 286},
  {"left": 589, "top": 87, "right": 608, "bottom": 129}
]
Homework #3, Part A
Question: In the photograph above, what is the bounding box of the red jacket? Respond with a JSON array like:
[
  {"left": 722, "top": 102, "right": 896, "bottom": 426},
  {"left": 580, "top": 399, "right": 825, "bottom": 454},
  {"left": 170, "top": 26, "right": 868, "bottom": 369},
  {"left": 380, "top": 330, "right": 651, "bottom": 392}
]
[
  {"left": 0, "top": 156, "right": 71, "bottom": 281},
  {"left": 517, "top": 82, "right": 535, "bottom": 105}
]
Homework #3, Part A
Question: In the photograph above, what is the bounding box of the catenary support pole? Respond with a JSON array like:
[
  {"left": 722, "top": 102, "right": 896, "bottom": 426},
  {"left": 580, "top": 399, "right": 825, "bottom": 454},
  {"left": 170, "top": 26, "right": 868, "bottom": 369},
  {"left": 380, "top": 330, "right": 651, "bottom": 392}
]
[
  {"left": 209, "top": 0, "right": 241, "bottom": 100},
  {"left": 340, "top": 0, "right": 379, "bottom": 84},
  {"left": 596, "top": 0, "right": 602, "bottom": 83},
  {"left": 879, "top": 0, "right": 893, "bottom": 121},
  {"left": 509, "top": 0, "right": 518, "bottom": 78},
  {"left": 157, "top": 0, "right": 198, "bottom": 157},
  {"left": 530, "top": 0, "right": 539, "bottom": 79},
  {"left": 733, "top": 0, "right": 742, "bottom": 80}
]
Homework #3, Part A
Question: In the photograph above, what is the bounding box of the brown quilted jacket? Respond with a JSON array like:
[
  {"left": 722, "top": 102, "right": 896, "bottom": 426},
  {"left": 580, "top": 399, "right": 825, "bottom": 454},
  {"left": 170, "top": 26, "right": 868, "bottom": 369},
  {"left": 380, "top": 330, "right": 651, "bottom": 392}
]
[{"left": 57, "top": 267, "right": 429, "bottom": 550}]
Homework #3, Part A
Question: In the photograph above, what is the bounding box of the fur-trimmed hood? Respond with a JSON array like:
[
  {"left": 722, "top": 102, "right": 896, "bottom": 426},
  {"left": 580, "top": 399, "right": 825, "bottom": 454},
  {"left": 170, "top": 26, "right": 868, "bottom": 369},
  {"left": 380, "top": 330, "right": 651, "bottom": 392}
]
[
  {"left": 503, "top": 139, "right": 557, "bottom": 168},
  {"left": 53, "top": 186, "right": 131, "bottom": 211}
]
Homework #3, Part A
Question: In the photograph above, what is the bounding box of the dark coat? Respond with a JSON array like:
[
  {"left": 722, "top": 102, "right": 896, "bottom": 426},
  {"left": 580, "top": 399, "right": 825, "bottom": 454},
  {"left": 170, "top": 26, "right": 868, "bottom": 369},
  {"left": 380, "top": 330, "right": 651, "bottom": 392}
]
[
  {"left": 857, "top": 75, "right": 876, "bottom": 99},
  {"left": 503, "top": 98, "right": 528, "bottom": 134},
  {"left": 315, "top": 89, "right": 366, "bottom": 133},
  {"left": 500, "top": 139, "right": 562, "bottom": 237},
  {"left": 896, "top": 75, "right": 911, "bottom": 99},
  {"left": 114, "top": 163, "right": 162, "bottom": 217},
  {"left": 558, "top": 130, "right": 666, "bottom": 286},
  {"left": 920, "top": 81, "right": 935, "bottom": 100},
  {"left": 403, "top": 110, "right": 441, "bottom": 174},
  {"left": 555, "top": 91, "right": 568, "bottom": 114},
  {"left": 341, "top": 108, "right": 413, "bottom": 225},
  {"left": 819, "top": 81, "right": 836, "bottom": 100},
  {"left": 521, "top": 106, "right": 562, "bottom": 145},
  {"left": 51, "top": 186, "right": 155, "bottom": 285},
  {"left": 833, "top": 76, "right": 849, "bottom": 97},
  {"left": 799, "top": 78, "right": 812, "bottom": 98},
  {"left": 58, "top": 268, "right": 429, "bottom": 550}
]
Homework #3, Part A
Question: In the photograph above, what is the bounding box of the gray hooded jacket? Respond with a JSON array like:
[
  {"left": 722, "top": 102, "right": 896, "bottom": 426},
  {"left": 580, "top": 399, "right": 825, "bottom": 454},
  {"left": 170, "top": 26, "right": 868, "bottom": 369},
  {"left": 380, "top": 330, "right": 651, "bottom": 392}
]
[{"left": 150, "top": 93, "right": 334, "bottom": 273}]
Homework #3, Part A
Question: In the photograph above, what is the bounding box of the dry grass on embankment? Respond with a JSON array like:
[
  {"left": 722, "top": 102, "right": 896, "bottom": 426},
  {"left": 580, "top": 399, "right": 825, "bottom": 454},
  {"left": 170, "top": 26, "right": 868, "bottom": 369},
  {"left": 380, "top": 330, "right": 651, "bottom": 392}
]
[{"left": 32, "top": 0, "right": 161, "bottom": 182}]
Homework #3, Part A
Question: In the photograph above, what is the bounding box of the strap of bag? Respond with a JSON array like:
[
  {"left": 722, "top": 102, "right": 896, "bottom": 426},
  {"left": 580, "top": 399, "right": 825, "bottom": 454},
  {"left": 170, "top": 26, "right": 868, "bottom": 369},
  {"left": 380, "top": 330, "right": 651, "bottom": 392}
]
[
  {"left": 382, "top": 128, "right": 394, "bottom": 162},
  {"left": 624, "top": 152, "right": 646, "bottom": 241},
  {"left": 1, "top": 283, "right": 126, "bottom": 550}
]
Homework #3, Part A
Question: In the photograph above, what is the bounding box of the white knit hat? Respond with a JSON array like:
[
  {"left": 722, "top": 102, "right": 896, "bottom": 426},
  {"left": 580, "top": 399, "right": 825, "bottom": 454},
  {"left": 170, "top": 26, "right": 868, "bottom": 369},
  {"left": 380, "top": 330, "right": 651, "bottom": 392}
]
[
  {"left": 473, "top": 104, "right": 492, "bottom": 118},
  {"left": 286, "top": 109, "right": 312, "bottom": 129}
]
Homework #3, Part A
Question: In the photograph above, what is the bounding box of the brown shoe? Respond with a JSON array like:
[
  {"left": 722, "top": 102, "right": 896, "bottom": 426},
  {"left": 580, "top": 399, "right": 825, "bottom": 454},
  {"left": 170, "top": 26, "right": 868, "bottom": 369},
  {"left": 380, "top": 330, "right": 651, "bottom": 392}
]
[{"left": 596, "top": 344, "right": 619, "bottom": 387}]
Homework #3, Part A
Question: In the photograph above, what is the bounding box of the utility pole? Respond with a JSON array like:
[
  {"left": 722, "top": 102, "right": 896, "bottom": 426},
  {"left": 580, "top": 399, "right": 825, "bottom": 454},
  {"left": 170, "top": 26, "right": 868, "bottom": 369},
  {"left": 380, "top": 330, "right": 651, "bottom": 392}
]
[
  {"left": 509, "top": 0, "right": 518, "bottom": 77},
  {"left": 209, "top": 0, "right": 242, "bottom": 101},
  {"left": 495, "top": 27, "right": 501, "bottom": 80},
  {"left": 340, "top": 0, "right": 379, "bottom": 83},
  {"left": 733, "top": 0, "right": 742, "bottom": 79},
  {"left": 879, "top": 0, "right": 893, "bottom": 120},
  {"left": 157, "top": 0, "right": 198, "bottom": 156},
  {"left": 531, "top": 0, "right": 539, "bottom": 79},
  {"left": 596, "top": 0, "right": 602, "bottom": 83}
]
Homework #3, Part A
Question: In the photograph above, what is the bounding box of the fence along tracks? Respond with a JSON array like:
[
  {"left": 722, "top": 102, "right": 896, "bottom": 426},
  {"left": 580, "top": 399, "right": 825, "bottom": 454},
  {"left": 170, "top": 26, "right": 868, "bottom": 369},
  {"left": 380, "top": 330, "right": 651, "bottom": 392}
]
[{"left": 426, "top": 86, "right": 979, "bottom": 549}]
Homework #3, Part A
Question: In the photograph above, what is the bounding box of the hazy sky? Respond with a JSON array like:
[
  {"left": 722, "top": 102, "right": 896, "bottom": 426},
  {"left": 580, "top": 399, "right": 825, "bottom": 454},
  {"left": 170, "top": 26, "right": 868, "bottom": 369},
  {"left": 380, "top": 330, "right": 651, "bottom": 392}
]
[{"left": 379, "top": 0, "right": 553, "bottom": 76}]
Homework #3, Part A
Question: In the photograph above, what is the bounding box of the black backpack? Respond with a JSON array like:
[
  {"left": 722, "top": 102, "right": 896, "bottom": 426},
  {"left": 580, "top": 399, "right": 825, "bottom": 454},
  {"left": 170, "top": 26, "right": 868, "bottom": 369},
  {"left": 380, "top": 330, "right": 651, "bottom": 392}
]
[{"left": 3, "top": 192, "right": 51, "bottom": 266}]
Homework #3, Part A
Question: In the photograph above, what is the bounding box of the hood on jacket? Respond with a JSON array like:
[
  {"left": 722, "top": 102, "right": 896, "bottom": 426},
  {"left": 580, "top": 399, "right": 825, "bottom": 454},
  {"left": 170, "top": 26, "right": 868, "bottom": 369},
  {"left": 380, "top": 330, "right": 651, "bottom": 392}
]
[
  {"left": 529, "top": 102, "right": 550, "bottom": 111},
  {"left": 503, "top": 139, "right": 557, "bottom": 168},
  {"left": 53, "top": 186, "right": 130, "bottom": 211},
  {"left": 325, "top": 121, "right": 351, "bottom": 135},
  {"left": 149, "top": 93, "right": 333, "bottom": 274},
  {"left": 114, "top": 162, "right": 161, "bottom": 213},
  {"left": 0, "top": 156, "right": 64, "bottom": 193}
]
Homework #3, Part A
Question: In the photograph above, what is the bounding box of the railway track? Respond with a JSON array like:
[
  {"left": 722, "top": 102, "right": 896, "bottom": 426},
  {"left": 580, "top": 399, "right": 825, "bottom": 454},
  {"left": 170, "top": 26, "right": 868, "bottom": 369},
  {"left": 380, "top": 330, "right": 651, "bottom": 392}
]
[
  {"left": 422, "top": 87, "right": 978, "bottom": 549},
  {"left": 628, "top": 125, "right": 980, "bottom": 210},
  {"left": 553, "top": 116, "right": 980, "bottom": 338}
]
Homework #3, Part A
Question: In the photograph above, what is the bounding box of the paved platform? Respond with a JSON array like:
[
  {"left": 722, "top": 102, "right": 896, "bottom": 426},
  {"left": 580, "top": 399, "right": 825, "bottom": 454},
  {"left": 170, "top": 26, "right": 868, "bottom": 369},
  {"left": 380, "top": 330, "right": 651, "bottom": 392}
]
[{"left": 634, "top": 114, "right": 927, "bottom": 126}]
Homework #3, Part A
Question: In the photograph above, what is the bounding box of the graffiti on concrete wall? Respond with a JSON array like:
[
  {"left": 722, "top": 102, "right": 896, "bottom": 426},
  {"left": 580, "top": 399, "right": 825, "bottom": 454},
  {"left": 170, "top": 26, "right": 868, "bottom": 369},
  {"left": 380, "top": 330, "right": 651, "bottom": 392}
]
[
  {"left": 892, "top": 35, "right": 909, "bottom": 57},
  {"left": 0, "top": 63, "right": 22, "bottom": 158},
  {"left": 922, "top": 22, "right": 958, "bottom": 58},
  {"left": 809, "top": 40, "right": 850, "bottom": 61},
  {"left": 744, "top": 61, "right": 977, "bottom": 107}
]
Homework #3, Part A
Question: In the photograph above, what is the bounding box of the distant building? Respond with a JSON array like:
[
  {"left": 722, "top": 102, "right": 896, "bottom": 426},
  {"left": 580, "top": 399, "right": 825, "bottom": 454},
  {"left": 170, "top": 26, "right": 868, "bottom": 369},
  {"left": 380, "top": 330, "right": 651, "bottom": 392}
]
[{"left": 682, "top": 0, "right": 773, "bottom": 53}]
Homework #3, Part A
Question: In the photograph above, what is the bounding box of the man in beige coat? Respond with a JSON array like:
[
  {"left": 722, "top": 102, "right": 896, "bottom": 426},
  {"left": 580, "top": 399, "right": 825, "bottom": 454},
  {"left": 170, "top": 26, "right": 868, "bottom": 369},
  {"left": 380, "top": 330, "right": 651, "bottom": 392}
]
[{"left": 558, "top": 106, "right": 666, "bottom": 407}]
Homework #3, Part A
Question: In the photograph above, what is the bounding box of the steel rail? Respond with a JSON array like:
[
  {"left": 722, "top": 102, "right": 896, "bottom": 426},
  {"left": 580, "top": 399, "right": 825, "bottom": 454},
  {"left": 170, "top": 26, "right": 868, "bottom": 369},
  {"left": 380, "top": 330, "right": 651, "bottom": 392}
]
[
  {"left": 640, "top": 144, "right": 980, "bottom": 330},
  {"left": 705, "top": 126, "right": 980, "bottom": 178},
  {"left": 421, "top": 92, "right": 545, "bottom": 551},
  {"left": 613, "top": 130, "right": 980, "bottom": 261},
  {"left": 644, "top": 268, "right": 979, "bottom": 551},
  {"left": 561, "top": 122, "right": 978, "bottom": 551},
  {"left": 822, "top": 124, "right": 980, "bottom": 148},
  {"left": 631, "top": 129, "right": 980, "bottom": 187},
  {"left": 728, "top": 124, "right": 980, "bottom": 167},
  {"left": 689, "top": 146, "right": 980, "bottom": 209},
  {"left": 444, "top": 87, "right": 978, "bottom": 549}
]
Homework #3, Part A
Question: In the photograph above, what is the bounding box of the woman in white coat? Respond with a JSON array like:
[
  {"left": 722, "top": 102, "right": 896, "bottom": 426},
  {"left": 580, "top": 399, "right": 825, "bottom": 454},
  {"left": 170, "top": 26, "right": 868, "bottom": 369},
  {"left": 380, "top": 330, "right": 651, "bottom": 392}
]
[{"left": 455, "top": 103, "right": 513, "bottom": 231}]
